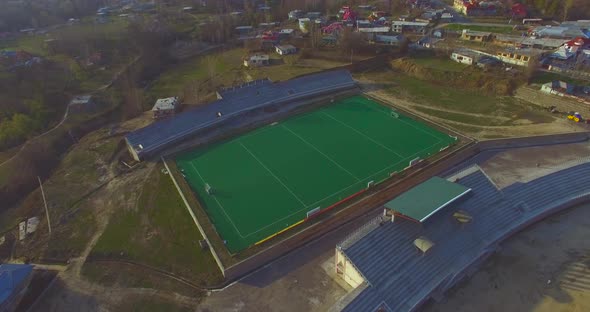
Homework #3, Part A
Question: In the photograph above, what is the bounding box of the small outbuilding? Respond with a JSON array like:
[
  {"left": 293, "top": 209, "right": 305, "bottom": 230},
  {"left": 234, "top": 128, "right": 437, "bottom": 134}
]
[
  {"left": 69, "top": 95, "right": 95, "bottom": 113},
  {"left": 152, "top": 97, "right": 180, "bottom": 119},
  {"left": 275, "top": 44, "right": 297, "bottom": 55},
  {"left": 244, "top": 54, "right": 270, "bottom": 67}
]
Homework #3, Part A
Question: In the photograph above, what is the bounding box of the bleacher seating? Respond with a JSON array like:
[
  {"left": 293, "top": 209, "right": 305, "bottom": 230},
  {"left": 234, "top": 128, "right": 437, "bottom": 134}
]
[
  {"left": 340, "top": 162, "right": 590, "bottom": 312},
  {"left": 125, "top": 70, "right": 357, "bottom": 160}
]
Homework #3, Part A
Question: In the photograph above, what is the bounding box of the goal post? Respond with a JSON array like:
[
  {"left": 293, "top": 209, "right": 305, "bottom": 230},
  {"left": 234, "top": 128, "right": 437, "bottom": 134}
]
[
  {"left": 307, "top": 206, "right": 321, "bottom": 218},
  {"left": 408, "top": 157, "right": 422, "bottom": 167},
  {"left": 391, "top": 109, "right": 399, "bottom": 118}
]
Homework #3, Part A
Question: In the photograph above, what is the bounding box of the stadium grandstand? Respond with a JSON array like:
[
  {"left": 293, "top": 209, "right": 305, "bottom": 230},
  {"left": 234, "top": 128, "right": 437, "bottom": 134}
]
[
  {"left": 334, "top": 162, "right": 590, "bottom": 312},
  {"left": 125, "top": 70, "right": 357, "bottom": 161}
]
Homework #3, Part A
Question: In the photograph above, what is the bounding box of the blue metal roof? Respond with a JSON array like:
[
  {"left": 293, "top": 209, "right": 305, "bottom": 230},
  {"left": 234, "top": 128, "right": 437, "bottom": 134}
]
[
  {"left": 125, "top": 70, "right": 356, "bottom": 159},
  {"left": 0, "top": 264, "right": 33, "bottom": 304},
  {"left": 341, "top": 162, "right": 590, "bottom": 312}
]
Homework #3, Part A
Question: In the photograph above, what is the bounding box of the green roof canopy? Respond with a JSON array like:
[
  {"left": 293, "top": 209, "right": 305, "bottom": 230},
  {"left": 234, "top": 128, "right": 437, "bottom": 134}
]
[{"left": 385, "top": 177, "right": 471, "bottom": 222}]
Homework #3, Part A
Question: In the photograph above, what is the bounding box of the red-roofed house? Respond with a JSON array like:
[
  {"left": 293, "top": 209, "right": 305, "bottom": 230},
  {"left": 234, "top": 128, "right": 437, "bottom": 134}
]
[
  {"left": 454, "top": 0, "right": 498, "bottom": 16},
  {"left": 511, "top": 3, "right": 527, "bottom": 18}
]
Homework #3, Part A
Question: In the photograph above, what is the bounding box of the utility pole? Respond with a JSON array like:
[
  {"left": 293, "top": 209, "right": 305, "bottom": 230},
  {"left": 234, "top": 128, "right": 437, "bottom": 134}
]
[{"left": 38, "top": 176, "right": 51, "bottom": 234}]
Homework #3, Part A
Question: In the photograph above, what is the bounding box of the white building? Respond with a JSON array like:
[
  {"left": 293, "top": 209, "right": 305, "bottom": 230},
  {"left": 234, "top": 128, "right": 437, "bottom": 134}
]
[
  {"left": 391, "top": 21, "right": 428, "bottom": 34},
  {"left": 275, "top": 44, "right": 297, "bottom": 55},
  {"left": 244, "top": 54, "right": 270, "bottom": 67},
  {"left": 152, "top": 97, "right": 179, "bottom": 119},
  {"left": 451, "top": 51, "right": 477, "bottom": 65}
]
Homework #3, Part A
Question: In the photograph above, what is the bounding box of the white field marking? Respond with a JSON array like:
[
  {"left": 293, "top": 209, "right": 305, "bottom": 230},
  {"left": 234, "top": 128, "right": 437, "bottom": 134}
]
[
  {"left": 321, "top": 112, "right": 404, "bottom": 158},
  {"left": 281, "top": 124, "right": 361, "bottom": 181},
  {"left": 238, "top": 142, "right": 307, "bottom": 207},
  {"left": 187, "top": 110, "right": 444, "bottom": 240},
  {"left": 366, "top": 103, "right": 442, "bottom": 141},
  {"left": 192, "top": 147, "right": 308, "bottom": 240},
  {"left": 189, "top": 162, "right": 246, "bottom": 238},
  {"left": 303, "top": 141, "right": 439, "bottom": 209}
]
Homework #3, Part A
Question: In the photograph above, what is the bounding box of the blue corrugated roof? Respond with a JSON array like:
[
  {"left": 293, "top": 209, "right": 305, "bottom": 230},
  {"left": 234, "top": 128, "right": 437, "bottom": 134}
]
[
  {"left": 341, "top": 162, "right": 590, "bottom": 312},
  {"left": 0, "top": 264, "right": 33, "bottom": 304},
  {"left": 125, "top": 70, "right": 356, "bottom": 159}
]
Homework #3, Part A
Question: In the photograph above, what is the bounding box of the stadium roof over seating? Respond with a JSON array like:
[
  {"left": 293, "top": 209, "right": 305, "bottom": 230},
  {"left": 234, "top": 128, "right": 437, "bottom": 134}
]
[
  {"left": 125, "top": 70, "right": 356, "bottom": 161},
  {"left": 384, "top": 177, "right": 471, "bottom": 222},
  {"left": 339, "top": 162, "right": 590, "bottom": 312},
  {"left": 0, "top": 264, "right": 33, "bottom": 305}
]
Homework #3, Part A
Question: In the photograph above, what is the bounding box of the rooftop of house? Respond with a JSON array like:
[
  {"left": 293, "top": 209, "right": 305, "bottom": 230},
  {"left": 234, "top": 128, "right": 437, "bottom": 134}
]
[
  {"left": 462, "top": 29, "right": 493, "bottom": 37},
  {"left": 69, "top": 95, "right": 92, "bottom": 105},
  {"left": 152, "top": 97, "right": 178, "bottom": 111},
  {"left": 276, "top": 44, "right": 297, "bottom": 50},
  {"left": 391, "top": 21, "right": 429, "bottom": 27}
]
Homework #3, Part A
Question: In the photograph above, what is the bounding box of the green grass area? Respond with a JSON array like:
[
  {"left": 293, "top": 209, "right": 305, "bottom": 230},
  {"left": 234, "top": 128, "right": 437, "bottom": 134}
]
[
  {"left": 176, "top": 95, "right": 456, "bottom": 253},
  {"left": 375, "top": 71, "right": 522, "bottom": 115},
  {"left": 1, "top": 17, "right": 130, "bottom": 57},
  {"left": 0, "top": 146, "right": 17, "bottom": 164},
  {"left": 146, "top": 49, "right": 329, "bottom": 108},
  {"left": 410, "top": 56, "right": 468, "bottom": 72},
  {"left": 90, "top": 163, "right": 223, "bottom": 285},
  {"left": 530, "top": 71, "right": 590, "bottom": 86},
  {"left": 445, "top": 23, "right": 515, "bottom": 34},
  {"left": 45, "top": 205, "right": 98, "bottom": 259},
  {"left": 146, "top": 49, "right": 243, "bottom": 104}
]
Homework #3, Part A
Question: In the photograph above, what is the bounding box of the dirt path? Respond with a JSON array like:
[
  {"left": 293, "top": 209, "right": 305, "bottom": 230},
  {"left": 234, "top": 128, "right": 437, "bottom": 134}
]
[
  {"left": 0, "top": 54, "right": 142, "bottom": 169},
  {"left": 357, "top": 80, "right": 584, "bottom": 139}
]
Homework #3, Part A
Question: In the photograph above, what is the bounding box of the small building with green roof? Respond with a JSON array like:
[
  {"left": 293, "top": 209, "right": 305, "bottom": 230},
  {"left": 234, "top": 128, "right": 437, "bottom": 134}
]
[{"left": 384, "top": 177, "right": 472, "bottom": 223}]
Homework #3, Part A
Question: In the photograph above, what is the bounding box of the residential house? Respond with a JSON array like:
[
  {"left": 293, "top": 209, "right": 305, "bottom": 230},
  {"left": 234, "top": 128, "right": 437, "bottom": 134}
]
[
  {"left": 152, "top": 97, "right": 180, "bottom": 119},
  {"left": 369, "top": 34, "right": 404, "bottom": 46},
  {"left": 275, "top": 45, "right": 297, "bottom": 55},
  {"left": 288, "top": 10, "right": 304, "bottom": 20},
  {"left": 531, "top": 24, "right": 590, "bottom": 39},
  {"left": 541, "top": 81, "right": 575, "bottom": 96},
  {"left": 244, "top": 54, "right": 270, "bottom": 67},
  {"left": 511, "top": 3, "right": 527, "bottom": 18},
  {"left": 496, "top": 49, "right": 540, "bottom": 66},
  {"left": 235, "top": 26, "right": 254, "bottom": 38},
  {"left": 454, "top": 0, "right": 498, "bottom": 16},
  {"left": 451, "top": 50, "right": 480, "bottom": 65},
  {"left": 279, "top": 29, "right": 295, "bottom": 39},
  {"left": 461, "top": 29, "right": 493, "bottom": 42},
  {"left": 391, "top": 21, "right": 428, "bottom": 34},
  {"left": 494, "top": 35, "right": 566, "bottom": 50}
]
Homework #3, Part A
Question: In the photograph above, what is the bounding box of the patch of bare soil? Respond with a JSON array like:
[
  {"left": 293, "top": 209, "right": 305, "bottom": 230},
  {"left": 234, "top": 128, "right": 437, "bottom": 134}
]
[
  {"left": 422, "top": 202, "right": 590, "bottom": 312},
  {"left": 356, "top": 80, "right": 585, "bottom": 139},
  {"left": 481, "top": 141, "right": 590, "bottom": 188}
]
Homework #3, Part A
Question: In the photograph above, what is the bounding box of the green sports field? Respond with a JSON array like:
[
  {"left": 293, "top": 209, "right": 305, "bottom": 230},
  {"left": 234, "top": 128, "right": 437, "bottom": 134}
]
[{"left": 176, "top": 95, "right": 456, "bottom": 253}]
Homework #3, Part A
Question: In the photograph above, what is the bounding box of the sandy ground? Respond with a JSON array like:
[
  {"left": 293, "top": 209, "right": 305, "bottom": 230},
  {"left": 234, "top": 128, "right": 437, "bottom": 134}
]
[
  {"left": 481, "top": 141, "right": 590, "bottom": 188},
  {"left": 197, "top": 233, "right": 354, "bottom": 312},
  {"left": 422, "top": 201, "right": 590, "bottom": 312}
]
